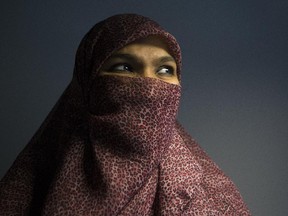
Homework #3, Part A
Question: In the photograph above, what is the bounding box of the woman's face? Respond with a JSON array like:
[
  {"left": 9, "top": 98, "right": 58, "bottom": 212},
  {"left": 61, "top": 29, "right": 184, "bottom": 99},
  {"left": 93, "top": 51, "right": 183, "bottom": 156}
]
[{"left": 99, "top": 36, "right": 179, "bottom": 85}]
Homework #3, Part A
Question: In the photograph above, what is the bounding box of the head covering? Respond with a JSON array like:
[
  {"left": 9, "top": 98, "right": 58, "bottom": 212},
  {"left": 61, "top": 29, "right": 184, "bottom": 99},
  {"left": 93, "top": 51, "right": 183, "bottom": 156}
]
[
  {"left": 74, "top": 14, "right": 182, "bottom": 103},
  {"left": 0, "top": 14, "right": 250, "bottom": 215}
]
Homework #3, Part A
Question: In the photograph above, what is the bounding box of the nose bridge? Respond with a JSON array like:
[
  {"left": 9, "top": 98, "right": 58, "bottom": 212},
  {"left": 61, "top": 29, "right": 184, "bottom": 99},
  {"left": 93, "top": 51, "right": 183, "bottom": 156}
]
[{"left": 141, "top": 65, "right": 156, "bottom": 78}]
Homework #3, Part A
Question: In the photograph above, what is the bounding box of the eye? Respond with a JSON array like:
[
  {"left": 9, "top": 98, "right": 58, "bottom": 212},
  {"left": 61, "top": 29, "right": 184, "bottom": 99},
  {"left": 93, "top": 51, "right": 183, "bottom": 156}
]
[
  {"left": 108, "top": 63, "right": 133, "bottom": 73},
  {"left": 156, "top": 66, "right": 175, "bottom": 76}
]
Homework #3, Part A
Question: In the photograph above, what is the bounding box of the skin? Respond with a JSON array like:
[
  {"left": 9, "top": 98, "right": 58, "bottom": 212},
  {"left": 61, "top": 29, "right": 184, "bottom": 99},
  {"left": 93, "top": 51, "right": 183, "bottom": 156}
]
[{"left": 99, "top": 36, "right": 180, "bottom": 85}]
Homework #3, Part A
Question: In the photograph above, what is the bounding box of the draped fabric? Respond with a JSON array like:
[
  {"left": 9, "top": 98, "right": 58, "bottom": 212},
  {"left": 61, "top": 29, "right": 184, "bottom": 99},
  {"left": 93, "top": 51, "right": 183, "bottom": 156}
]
[{"left": 0, "top": 14, "right": 250, "bottom": 215}]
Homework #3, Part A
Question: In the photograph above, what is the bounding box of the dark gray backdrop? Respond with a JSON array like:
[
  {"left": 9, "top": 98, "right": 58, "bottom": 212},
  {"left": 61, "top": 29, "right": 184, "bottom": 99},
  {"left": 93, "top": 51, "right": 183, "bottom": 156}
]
[{"left": 1, "top": 0, "right": 287, "bottom": 215}]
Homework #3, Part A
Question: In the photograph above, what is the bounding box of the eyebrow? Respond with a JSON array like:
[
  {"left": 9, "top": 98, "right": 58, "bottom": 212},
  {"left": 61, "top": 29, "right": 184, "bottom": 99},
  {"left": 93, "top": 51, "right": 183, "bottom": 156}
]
[
  {"left": 108, "top": 53, "right": 176, "bottom": 65},
  {"left": 157, "top": 56, "right": 176, "bottom": 64}
]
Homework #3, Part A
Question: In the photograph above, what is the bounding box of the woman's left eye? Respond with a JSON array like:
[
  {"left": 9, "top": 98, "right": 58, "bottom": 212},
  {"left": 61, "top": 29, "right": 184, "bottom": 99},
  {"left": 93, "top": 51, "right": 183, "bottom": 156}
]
[{"left": 156, "top": 66, "right": 175, "bottom": 76}]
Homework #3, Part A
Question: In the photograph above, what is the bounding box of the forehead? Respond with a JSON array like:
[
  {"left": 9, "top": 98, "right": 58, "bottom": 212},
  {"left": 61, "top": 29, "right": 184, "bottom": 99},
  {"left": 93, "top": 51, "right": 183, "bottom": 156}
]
[{"left": 115, "top": 36, "right": 172, "bottom": 57}]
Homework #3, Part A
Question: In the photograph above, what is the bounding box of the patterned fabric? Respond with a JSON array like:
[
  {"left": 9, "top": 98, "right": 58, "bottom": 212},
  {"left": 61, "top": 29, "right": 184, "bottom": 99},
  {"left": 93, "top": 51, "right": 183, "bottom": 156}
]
[{"left": 0, "top": 14, "right": 250, "bottom": 215}]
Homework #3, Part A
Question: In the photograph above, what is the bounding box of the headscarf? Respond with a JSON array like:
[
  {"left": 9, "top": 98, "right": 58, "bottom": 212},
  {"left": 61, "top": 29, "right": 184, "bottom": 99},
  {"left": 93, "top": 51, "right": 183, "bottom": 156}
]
[{"left": 0, "top": 14, "right": 250, "bottom": 215}]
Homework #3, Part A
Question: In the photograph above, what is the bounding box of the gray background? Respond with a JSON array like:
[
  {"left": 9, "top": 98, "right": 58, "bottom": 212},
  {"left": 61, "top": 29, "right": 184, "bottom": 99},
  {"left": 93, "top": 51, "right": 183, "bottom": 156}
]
[{"left": 1, "top": 0, "right": 287, "bottom": 215}]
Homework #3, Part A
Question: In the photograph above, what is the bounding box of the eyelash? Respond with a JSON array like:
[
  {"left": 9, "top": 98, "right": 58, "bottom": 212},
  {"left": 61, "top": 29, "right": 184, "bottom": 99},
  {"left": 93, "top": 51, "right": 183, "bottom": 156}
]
[
  {"left": 108, "top": 63, "right": 133, "bottom": 72},
  {"left": 108, "top": 63, "right": 175, "bottom": 76},
  {"left": 157, "top": 66, "right": 175, "bottom": 76}
]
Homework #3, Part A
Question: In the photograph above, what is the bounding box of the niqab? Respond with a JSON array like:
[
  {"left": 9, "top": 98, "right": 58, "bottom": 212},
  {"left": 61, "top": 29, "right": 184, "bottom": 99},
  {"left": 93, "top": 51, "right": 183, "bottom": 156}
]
[{"left": 0, "top": 14, "right": 250, "bottom": 215}]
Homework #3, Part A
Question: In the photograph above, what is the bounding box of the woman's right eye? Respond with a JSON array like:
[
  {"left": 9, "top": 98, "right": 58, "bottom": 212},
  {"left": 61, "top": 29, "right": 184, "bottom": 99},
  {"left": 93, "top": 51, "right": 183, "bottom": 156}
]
[{"left": 108, "top": 63, "right": 133, "bottom": 73}]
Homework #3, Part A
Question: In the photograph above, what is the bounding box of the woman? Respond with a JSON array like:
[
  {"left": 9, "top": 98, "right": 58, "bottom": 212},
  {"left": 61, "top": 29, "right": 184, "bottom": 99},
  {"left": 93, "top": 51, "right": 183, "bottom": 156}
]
[{"left": 0, "top": 14, "right": 250, "bottom": 215}]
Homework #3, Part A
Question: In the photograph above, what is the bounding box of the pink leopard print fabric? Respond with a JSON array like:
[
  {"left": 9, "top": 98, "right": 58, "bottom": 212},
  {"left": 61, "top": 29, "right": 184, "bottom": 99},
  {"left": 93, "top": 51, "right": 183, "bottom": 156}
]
[{"left": 0, "top": 14, "right": 250, "bottom": 215}]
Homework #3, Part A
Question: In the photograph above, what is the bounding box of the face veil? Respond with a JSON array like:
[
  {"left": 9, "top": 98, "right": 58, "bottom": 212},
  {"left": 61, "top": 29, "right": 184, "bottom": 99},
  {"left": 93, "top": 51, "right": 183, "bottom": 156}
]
[{"left": 0, "top": 14, "right": 250, "bottom": 215}]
